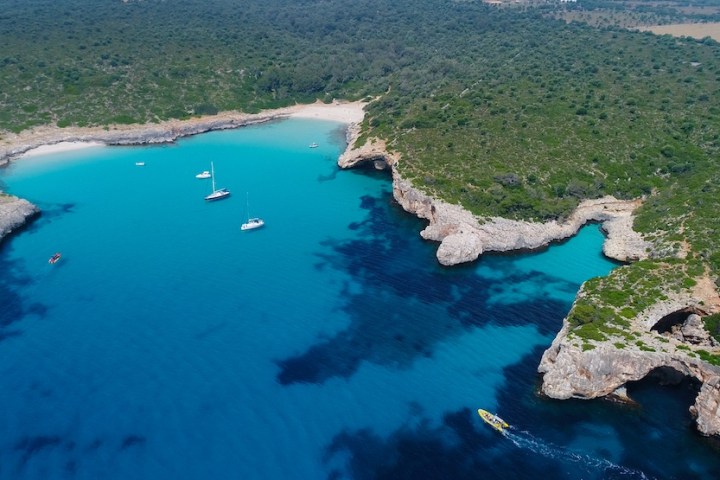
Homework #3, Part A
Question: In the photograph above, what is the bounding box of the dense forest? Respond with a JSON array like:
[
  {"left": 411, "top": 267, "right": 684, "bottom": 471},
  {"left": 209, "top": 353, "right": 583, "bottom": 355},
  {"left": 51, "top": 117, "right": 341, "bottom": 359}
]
[{"left": 3, "top": 0, "right": 720, "bottom": 351}]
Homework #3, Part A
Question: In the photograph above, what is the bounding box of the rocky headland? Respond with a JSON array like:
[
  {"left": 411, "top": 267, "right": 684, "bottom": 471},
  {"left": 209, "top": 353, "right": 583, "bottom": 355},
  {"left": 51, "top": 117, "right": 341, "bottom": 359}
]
[
  {"left": 339, "top": 128, "right": 649, "bottom": 266},
  {"left": 339, "top": 128, "right": 720, "bottom": 437},
  {"left": 0, "top": 194, "right": 39, "bottom": 243}
]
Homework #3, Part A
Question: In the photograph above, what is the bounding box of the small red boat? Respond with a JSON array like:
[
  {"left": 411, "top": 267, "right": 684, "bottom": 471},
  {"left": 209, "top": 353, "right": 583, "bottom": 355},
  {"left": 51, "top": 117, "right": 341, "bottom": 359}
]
[{"left": 48, "top": 253, "right": 61, "bottom": 264}]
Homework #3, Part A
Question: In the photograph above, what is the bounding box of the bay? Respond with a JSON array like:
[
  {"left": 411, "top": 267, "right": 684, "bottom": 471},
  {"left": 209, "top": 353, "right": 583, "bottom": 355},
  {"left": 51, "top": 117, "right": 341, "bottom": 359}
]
[{"left": 0, "top": 118, "right": 717, "bottom": 479}]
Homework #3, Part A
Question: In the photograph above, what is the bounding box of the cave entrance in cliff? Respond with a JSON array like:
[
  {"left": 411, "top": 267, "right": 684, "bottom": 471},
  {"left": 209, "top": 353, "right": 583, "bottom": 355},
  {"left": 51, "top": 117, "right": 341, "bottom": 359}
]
[
  {"left": 650, "top": 307, "right": 705, "bottom": 334},
  {"left": 625, "top": 366, "right": 701, "bottom": 413}
]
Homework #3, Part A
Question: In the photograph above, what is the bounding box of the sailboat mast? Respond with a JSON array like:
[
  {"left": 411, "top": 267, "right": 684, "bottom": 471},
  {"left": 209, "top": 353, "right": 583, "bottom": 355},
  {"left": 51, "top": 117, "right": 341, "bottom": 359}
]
[
  {"left": 246, "top": 192, "right": 250, "bottom": 221},
  {"left": 210, "top": 162, "right": 216, "bottom": 192}
]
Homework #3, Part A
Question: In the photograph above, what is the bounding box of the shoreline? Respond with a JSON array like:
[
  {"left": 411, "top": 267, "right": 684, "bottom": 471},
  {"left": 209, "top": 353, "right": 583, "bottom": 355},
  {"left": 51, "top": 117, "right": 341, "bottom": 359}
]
[
  {"left": 1, "top": 100, "right": 367, "bottom": 166},
  {"left": 0, "top": 100, "right": 366, "bottom": 244},
  {"left": 337, "top": 128, "right": 720, "bottom": 437}
]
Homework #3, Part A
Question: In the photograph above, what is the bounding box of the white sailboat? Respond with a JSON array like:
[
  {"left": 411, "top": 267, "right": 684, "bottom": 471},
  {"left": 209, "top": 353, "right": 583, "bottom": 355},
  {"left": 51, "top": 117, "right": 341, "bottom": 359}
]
[
  {"left": 241, "top": 192, "right": 264, "bottom": 231},
  {"left": 204, "top": 162, "right": 230, "bottom": 201}
]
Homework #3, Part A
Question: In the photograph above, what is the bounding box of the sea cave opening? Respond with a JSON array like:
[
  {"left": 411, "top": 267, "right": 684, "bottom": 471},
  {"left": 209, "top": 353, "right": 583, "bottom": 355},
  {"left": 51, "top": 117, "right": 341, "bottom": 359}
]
[
  {"left": 625, "top": 366, "right": 701, "bottom": 414},
  {"left": 650, "top": 307, "right": 705, "bottom": 334}
]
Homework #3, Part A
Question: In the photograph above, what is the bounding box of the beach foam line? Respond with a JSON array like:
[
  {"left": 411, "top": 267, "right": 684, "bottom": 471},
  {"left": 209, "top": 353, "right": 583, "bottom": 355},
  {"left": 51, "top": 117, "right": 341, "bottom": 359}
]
[{"left": 22, "top": 141, "right": 106, "bottom": 158}]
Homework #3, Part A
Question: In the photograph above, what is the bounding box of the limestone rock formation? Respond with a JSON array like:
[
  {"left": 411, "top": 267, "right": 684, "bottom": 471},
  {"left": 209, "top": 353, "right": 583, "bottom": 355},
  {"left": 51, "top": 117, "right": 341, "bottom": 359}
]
[
  {"left": 338, "top": 126, "right": 394, "bottom": 171},
  {"left": 539, "top": 292, "right": 720, "bottom": 436},
  {"left": 338, "top": 135, "right": 720, "bottom": 437},
  {"left": 340, "top": 136, "right": 650, "bottom": 266},
  {"left": 0, "top": 194, "right": 39, "bottom": 242}
]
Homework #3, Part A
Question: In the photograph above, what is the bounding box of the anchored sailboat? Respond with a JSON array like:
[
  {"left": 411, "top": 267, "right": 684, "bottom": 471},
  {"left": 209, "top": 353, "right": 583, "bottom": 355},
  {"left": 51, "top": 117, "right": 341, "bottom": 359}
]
[
  {"left": 204, "top": 162, "right": 230, "bottom": 201},
  {"left": 241, "top": 192, "right": 264, "bottom": 231}
]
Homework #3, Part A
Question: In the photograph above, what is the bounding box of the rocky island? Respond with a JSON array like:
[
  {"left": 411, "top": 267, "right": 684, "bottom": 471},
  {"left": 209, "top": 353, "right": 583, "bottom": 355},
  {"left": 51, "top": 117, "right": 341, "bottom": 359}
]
[{"left": 339, "top": 125, "right": 720, "bottom": 437}]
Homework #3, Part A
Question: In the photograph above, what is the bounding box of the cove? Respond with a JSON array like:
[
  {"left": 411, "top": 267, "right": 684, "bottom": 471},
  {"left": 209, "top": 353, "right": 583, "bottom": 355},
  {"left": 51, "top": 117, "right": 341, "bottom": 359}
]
[{"left": 0, "top": 118, "right": 717, "bottom": 479}]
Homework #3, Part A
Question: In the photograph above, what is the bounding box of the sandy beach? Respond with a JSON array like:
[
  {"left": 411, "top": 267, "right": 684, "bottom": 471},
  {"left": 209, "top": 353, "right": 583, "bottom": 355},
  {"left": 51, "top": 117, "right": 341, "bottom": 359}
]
[
  {"left": 1, "top": 100, "right": 367, "bottom": 166},
  {"left": 21, "top": 141, "right": 106, "bottom": 158},
  {"left": 287, "top": 101, "right": 366, "bottom": 123}
]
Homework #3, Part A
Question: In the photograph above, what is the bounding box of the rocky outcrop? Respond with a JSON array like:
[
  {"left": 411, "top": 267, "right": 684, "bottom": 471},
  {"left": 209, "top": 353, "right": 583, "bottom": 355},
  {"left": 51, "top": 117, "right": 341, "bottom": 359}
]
[
  {"left": 0, "top": 194, "right": 39, "bottom": 242},
  {"left": 339, "top": 137, "right": 650, "bottom": 266},
  {"left": 693, "top": 377, "right": 720, "bottom": 436},
  {"left": 539, "top": 291, "right": 720, "bottom": 436},
  {"left": 339, "top": 134, "right": 720, "bottom": 437},
  {"left": 338, "top": 124, "right": 395, "bottom": 171}
]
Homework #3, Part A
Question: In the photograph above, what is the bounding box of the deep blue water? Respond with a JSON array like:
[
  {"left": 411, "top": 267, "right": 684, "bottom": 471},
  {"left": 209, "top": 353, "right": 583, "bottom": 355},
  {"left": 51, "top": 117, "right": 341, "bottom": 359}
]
[{"left": 0, "top": 118, "right": 718, "bottom": 479}]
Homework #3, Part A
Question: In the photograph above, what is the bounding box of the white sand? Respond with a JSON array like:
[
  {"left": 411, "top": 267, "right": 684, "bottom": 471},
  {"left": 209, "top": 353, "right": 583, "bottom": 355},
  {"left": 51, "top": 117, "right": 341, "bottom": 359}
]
[
  {"left": 21, "top": 141, "right": 105, "bottom": 158},
  {"left": 287, "top": 101, "right": 366, "bottom": 123},
  {"left": 1, "top": 101, "right": 367, "bottom": 166}
]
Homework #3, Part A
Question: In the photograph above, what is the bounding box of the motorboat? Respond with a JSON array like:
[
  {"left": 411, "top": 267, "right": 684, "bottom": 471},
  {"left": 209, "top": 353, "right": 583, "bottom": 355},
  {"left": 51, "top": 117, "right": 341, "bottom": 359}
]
[
  {"left": 204, "top": 162, "right": 231, "bottom": 201},
  {"left": 309, "top": 142, "right": 319, "bottom": 148},
  {"left": 195, "top": 170, "right": 211, "bottom": 179},
  {"left": 48, "top": 252, "right": 61, "bottom": 264},
  {"left": 135, "top": 162, "right": 145, "bottom": 166},
  {"left": 477, "top": 409, "right": 509, "bottom": 433}
]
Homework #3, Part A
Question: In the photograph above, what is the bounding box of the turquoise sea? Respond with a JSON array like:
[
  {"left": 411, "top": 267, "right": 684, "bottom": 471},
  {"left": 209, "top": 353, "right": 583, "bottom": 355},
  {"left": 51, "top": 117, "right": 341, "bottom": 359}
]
[{"left": 0, "top": 118, "right": 718, "bottom": 479}]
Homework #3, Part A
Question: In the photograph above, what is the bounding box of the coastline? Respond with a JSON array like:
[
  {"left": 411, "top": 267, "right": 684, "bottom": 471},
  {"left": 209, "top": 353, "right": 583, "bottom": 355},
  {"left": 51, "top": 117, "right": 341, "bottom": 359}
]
[
  {"left": 0, "top": 100, "right": 366, "bottom": 243},
  {"left": 0, "top": 194, "right": 40, "bottom": 244},
  {"left": 338, "top": 127, "right": 720, "bottom": 437},
  {"left": 0, "top": 100, "right": 367, "bottom": 166},
  {"left": 4, "top": 97, "right": 720, "bottom": 437}
]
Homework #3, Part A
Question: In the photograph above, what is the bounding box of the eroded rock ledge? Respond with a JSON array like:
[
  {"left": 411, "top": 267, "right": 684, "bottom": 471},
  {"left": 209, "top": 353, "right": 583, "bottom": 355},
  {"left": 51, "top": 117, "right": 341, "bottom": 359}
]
[
  {"left": 339, "top": 131, "right": 649, "bottom": 266},
  {"left": 0, "top": 194, "right": 39, "bottom": 243},
  {"left": 339, "top": 133, "right": 720, "bottom": 437},
  {"left": 538, "top": 290, "right": 720, "bottom": 436}
]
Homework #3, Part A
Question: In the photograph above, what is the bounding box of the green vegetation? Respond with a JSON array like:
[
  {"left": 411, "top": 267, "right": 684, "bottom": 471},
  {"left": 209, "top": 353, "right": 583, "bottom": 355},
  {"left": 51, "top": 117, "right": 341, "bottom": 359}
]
[
  {"left": 696, "top": 349, "right": 720, "bottom": 366},
  {"left": 567, "top": 259, "right": 707, "bottom": 341},
  {"left": 703, "top": 313, "right": 720, "bottom": 343},
  {"left": 2, "top": 0, "right": 720, "bottom": 355}
]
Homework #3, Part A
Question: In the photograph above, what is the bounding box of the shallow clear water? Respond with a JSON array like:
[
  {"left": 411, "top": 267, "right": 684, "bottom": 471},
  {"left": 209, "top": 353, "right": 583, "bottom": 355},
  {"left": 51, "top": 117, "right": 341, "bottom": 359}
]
[{"left": 0, "top": 119, "right": 718, "bottom": 479}]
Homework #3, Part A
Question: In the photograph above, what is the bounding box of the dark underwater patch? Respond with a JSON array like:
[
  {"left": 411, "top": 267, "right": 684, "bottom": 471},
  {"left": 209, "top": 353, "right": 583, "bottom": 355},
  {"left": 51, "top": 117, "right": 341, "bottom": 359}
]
[
  {"left": 0, "top": 246, "right": 41, "bottom": 333},
  {"left": 14, "top": 435, "right": 64, "bottom": 465},
  {"left": 324, "top": 409, "right": 565, "bottom": 480},
  {"left": 277, "top": 191, "right": 579, "bottom": 385},
  {"left": 492, "top": 347, "right": 720, "bottom": 479},
  {"left": 120, "top": 435, "right": 146, "bottom": 450}
]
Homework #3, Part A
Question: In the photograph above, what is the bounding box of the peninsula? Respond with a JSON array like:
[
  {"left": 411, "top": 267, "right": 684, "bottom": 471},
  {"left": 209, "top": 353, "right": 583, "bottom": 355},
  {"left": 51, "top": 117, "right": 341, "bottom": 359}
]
[{"left": 339, "top": 121, "right": 720, "bottom": 437}]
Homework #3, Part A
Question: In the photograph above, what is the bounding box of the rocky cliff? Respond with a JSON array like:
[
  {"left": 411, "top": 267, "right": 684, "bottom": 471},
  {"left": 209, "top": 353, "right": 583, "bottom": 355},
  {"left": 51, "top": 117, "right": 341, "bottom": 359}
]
[
  {"left": 338, "top": 132, "right": 720, "bottom": 437},
  {"left": 0, "top": 194, "right": 39, "bottom": 243},
  {"left": 339, "top": 130, "right": 648, "bottom": 266},
  {"left": 538, "top": 291, "right": 720, "bottom": 436}
]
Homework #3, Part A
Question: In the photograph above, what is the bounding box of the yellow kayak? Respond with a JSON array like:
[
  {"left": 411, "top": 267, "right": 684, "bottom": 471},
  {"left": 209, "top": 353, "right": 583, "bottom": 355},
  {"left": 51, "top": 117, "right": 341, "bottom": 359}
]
[{"left": 478, "top": 409, "right": 509, "bottom": 433}]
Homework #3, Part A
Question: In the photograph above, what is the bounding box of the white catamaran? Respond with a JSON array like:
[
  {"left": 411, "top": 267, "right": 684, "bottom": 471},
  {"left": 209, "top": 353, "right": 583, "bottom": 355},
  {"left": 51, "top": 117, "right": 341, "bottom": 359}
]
[
  {"left": 204, "top": 162, "right": 230, "bottom": 201},
  {"left": 241, "top": 192, "right": 264, "bottom": 231}
]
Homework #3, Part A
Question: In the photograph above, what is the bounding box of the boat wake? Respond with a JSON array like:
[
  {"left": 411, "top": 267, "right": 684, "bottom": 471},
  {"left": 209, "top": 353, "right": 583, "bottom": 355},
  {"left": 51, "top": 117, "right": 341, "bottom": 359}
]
[{"left": 503, "top": 429, "right": 654, "bottom": 479}]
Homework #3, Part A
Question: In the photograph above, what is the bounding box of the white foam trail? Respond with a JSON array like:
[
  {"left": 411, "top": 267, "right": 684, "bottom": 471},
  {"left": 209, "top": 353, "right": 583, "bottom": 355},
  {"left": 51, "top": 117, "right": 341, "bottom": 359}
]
[{"left": 503, "top": 429, "right": 653, "bottom": 479}]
